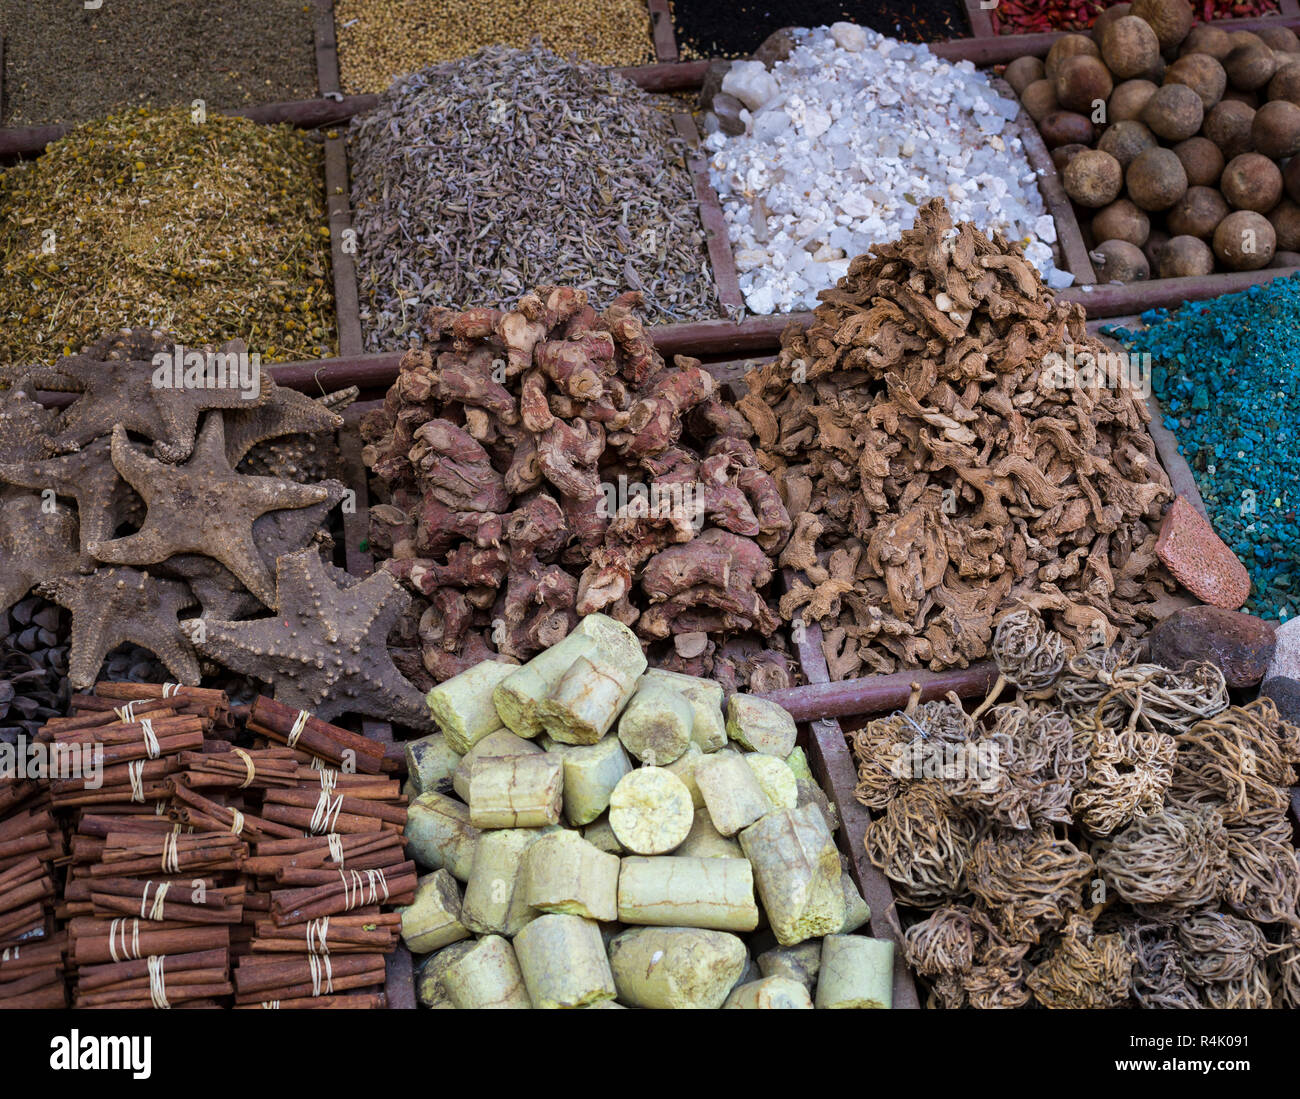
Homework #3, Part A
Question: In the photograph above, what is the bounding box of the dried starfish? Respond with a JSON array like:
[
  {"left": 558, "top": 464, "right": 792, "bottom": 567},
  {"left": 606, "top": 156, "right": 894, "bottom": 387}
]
[
  {"left": 39, "top": 567, "right": 201, "bottom": 689},
  {"left": 0, "top": 492, "right": 84, "bottom": 615},
  {"left": 0, "top": 437, "right": 129, "bottom": 553},
  {"left": 223, "top": 384, "right": 354, "bottom": 467},
  {"left": 4, "top": 339, "right": 270, "bottom": 462},
  {"left": 157, "top": 479, "right": 349, "bottom": 617},
  {"left": 0, "top": 375, "right": 59, "bottom": 462},
  {"left": 196, "top": 547, "right": 434, "bottom": 730},
  {"left": 88, "top": 414, "right": 329, "bottom": 608}
]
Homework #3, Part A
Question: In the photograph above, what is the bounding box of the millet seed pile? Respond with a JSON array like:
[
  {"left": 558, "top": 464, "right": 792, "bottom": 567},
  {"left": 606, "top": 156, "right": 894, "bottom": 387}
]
[
  {"left": 335, "top": 0, "right": 654, "bottom": 95},
  {"left": 1108, "top": 276, "right": 1300, "bottom": 620},
  {"left": 0, "top": 109, "right": 337, "bottom": 366}
]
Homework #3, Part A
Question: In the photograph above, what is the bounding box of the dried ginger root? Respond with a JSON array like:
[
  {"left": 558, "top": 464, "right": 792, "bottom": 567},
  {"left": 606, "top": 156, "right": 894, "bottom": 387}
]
[
  {"left": 742, "top": 199, "right": 1173, "bottom": 680},
  {"left": 362, "top": 288, "right": 792, "bottom": 684}
]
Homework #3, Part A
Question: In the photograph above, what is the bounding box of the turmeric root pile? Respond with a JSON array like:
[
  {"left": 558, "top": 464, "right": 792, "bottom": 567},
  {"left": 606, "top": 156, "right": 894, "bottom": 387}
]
[
  {"left": 855, "top": 608, "right": 1300, "bottom": 1010},
  {"left": 739, "top": 199, "right": 1175, "bottom": 680},
  {"left": 361, "top": 288, "right": 794, "bottom": 689}
]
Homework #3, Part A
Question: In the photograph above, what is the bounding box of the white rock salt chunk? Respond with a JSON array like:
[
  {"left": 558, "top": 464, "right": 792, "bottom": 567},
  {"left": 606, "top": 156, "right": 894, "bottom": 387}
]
[
  {"left": 831, "top": 22, "right": 868, "bottom": 51},
  {"left": 722, "top": 61, "right": 779, "bottom": 112}
]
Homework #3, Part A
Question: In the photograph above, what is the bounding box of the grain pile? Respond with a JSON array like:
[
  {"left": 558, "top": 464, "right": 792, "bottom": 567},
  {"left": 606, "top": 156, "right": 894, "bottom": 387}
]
[
  {"left": 349, "top": 45, "right": 718, "bottom": 350},
  {"left": 361, "top": 287, "right": 793, "bottom": 690},
  {"left": 335, "top": 3, "right": 654, "bottom": 93},
  {"left": 0, "top": 110, "right": 336, "bottom": 365},
  {"left": 853, "top": 608, "right": 1300, "bottom": 1009},
  {"left": 739, "top": 199, "right": 1173, "bottom": 680}
]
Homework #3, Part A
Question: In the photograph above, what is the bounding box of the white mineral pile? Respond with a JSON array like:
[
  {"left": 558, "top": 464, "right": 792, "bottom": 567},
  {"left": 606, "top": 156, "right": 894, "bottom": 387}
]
[{"left": 704, "top": 22, "right": 1073, "bottom": 314}]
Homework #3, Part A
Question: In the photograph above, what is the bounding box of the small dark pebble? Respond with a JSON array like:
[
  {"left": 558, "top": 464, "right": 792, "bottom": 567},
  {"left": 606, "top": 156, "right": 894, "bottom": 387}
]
[{"left": 1148, "top": 605, "right": 1277, "bottom": 688}]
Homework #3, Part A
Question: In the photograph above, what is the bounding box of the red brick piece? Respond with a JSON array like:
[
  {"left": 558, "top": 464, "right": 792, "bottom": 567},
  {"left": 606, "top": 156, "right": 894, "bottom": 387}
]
[{"left": 1155, "top": 495, "right": 1250, "bottom": 610}]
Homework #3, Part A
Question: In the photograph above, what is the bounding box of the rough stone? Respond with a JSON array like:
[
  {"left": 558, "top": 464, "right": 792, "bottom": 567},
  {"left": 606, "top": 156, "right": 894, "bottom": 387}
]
[
  {"left": 713, "top": 92, "right": 747, "bottom": 136},
  {"left": 753, "top": 27, "right": 799, "bottom": 68},
  {"left": 699, "top": 59, "right": 732, "bottom": 110},
  {"left": 1260, "top": 675, "right": 1300, "bottom": 725},
  {"left": 1263, "top": 614, "right": 1300, "bottom": 683},
  {"left": 1147, "top": 605, "right": 1276, "bottom": 687},
  {"left": 1154, "top": 495, "right": 1251, "bottom": 609}
]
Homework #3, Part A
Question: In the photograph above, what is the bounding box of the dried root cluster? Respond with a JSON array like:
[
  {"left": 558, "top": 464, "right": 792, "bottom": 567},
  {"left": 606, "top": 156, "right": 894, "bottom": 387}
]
[
  {"left": 854, "top": 606, "right": 1300, "bottom": 1009},
  {"left": 740, "top": 199, "right": 1174, "bottom": 680},
  {"left": 361, "top": 288, "right": 794, "bottom": 689}
]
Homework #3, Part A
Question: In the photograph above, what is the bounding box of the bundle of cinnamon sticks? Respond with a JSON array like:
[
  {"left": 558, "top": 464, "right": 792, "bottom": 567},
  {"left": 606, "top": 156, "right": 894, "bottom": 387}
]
[
  {"left": 0, "top": 774, "right": 66, "bottom": 1008},
  {"left": 232, "top": 698, "right": 412, "bottom": 1008},
  {"left": 13, "top": 682, "right": 411, "bottom": 1009}
]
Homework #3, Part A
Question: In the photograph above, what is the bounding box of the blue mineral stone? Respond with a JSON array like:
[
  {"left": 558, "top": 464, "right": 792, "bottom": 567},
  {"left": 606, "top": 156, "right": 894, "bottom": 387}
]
[{"left": 1191, "top": 386, "right": 1210, "bottom": 410}]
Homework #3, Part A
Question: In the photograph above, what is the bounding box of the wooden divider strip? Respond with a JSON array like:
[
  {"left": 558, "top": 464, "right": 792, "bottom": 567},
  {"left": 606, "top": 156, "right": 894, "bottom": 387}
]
[
  {"left": 647, "top": 0, "right": 680, "bottom": 63},
  {"left": 672, "top": 111, "right": 745, "bottom": 317}
]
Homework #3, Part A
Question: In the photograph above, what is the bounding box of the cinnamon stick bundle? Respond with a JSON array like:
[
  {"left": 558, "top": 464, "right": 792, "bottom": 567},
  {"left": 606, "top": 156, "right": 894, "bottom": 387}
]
[
  {"left": 165, "top": 781, "right": 299, "bottom": 841},
  {"left": 248, "top": 697, "right": 387, "bottom": 774},
  {"left": 92, "top": 683, "right": 229, "bottom": 707},
  {"left": 270, "top": 861, "right": 418, "bottom": 925},
  {"left": 233, "top": 952, "right": 386, "bottom": 1000},
  {"left": 70, "top": 918, "right": 230, "bottom": 966},
  {"left": 174, "top": 750, "right": 299, "bottom": 791},
  {"left": 263, "top": 787, "right": 407, "bottom": 827},
  {"left": 243, "top": 832, "right": 405, "bottom": 877}
]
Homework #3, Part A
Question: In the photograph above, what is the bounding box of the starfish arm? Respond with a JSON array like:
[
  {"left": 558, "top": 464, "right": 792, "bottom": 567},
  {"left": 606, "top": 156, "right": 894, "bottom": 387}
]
[
  {"left": 244, "top": 478, "right": 331, "bottom": 515},
  {"left": 195, "top": 618, "right": 295, "bottom": 678},
  {"left": 87, "top": 528, "right": 174, "bottom": 566},
  {"left": 64, "top": 612, "right": 112, "bottom": 690},
  {"left": 152, "top": 402, "right": 202, "bottom": 463},
  {"left": 121, "top": 622, "right": 202, "bottom": 685},
  {"left": 211, "top": 544, "right": 278, "bottom": 610},
  {"left": 108, "top": 426, "right": 162, "bottom": 500}
]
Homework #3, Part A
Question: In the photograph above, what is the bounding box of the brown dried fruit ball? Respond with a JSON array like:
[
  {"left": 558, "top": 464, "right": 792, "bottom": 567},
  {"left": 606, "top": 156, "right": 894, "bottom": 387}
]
[
  {"left": 1159, "top": 235, "right": 1216, "bottom": 277},
  {"left": 1166, "top": 186, "right": 1229, "bottom": 239},
  {"left": 1091, "top": 239, "right": 1151, "bottom": 282},
  {"left": 1040, "top": 111, "right": 1096, "bottom": 148},
  {"left": 1130, "top": 0, "right": 1194, "bottom": 53},
  {"left": 1269, "top": 62, "right": 1300, "bottom": 106},
  {"left": 1164, "top": 53, "right": 1227, "bottom": 110},
  {"left": 1092, "top": 3, "right": 1133, "bottom": 44},
  {"left": 1005, "top": 56, "right": 1045, "bottom": 96},
  {"left": 1098, "top": 119, "right": 1157, "bottom": 168},
  {"left": 1108, "top": 79, "right": 1159, "bottom": 122},
  {"left": 1267, "top": 198, "right": 1300, "bottom": 251},
  {"left": 1142, "top": 83, "right": 1204, "bottom": 141},
  {"left": 1172, "top": 136, "right": 1225, "bottom": 186},
  {"left": 1203, "top": 99, "right": 1256, "bottom": 158},
  {"left": 1255, "top": 27, "right": 1300, "bottom": 54},
  {"left": 1269, "top": 249, "right": 1300, "bottom": 267},
  {"left": 1056, "top": 55, "right": 1114, "bottom": 112},
  {"left": 1022, "top": 79, "right": 1059, "bottom": 123},
  {"left": 1180, "top": 26, "right": 1232, "bottom": 61},
  {"left": 1230, "top": 32, "right": 1268, "bottom": 52},
  {"left": 1065, "top": 149, "right": 1124, "bottom": 207},
  {"left": 1101, "top": 16, "right": 1160, "bottom": 80},
  {"left": 1046, "top": 34, "right": 1101, "bottom": 83},
  {"left": 1143, "top": 228, "right": 1172, "bottom": 270},
  {"left": 1213, "top": 209, "right": 1276, "bottom": 268},
  {"left": 1092, "top": 199, "right": 1151, "bottom": 246},
  {"left": 1251, "top": 99, "right": 1300, "bottom": 158},
  {"left": 1285, "top": 155, "right": 1300, "bottom": 202},
  {"left": 1220, "top": 153, "right": 1283, "bottom": 212},
  {"left": 1223, "top": 44, "right": 1277, "bottom": 92},
  {"left": 1051, "top": 143, "right": 1089, "bottom": 171},
  {"left": 1127, "top": 146, "right": 1189, "bottom": 210}
]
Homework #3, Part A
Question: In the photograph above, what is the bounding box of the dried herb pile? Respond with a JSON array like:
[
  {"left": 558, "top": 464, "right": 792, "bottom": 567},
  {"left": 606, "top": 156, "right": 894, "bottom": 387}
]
[
  {"left": 334, "top": 2, "right": 654, "bottom": 94},
  {"left": 0, "top": 109, "right": 336, "bottom": 366},
  {"left": 853, "top": 608, "right": 1300, "bottom": 1009},
  {"left": 361, "top": 287, "right": 793, "bottom": 691},
  {"left": 740, "top": 199, "right": 1174, "bottom": 681},
  {"left": 348, "top": 45, "right": 719, "bottom": 351}
]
